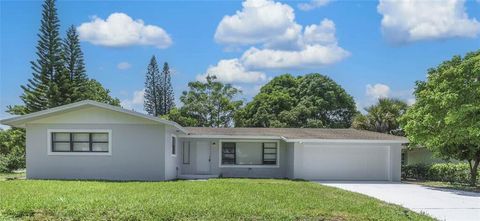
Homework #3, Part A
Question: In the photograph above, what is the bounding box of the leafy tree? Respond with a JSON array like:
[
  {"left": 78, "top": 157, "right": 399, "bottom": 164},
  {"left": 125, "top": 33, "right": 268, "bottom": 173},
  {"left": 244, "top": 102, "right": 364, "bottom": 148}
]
[
  {"left": 62, "top": 25, "right": 88, "bottom": 101},
  {"left": 235, "top": 73, "right": 357, "bottom": 128},
  {"left": 352, "top": 98, "right": 408, "bottom": 135},
  {"left": 0, "top": 128, "right": 26, "bottom": 172},
  {"left": 144, "top": 56, "right": 163, "bottom": 116},
  {"left": 400, "top": 51, "right": 480, "bottom": 186},
  {"left": 20, "top": 0, "right": 71, "bottom": 112},
  {"left": 162, "top": 62, "right": 175, "bottom": 114},
  {"left": 164, "top": 75, "right": 242, "bottom": 127},
  {"left": 84, "top": 79, "right": 121, "bottom": 106}
]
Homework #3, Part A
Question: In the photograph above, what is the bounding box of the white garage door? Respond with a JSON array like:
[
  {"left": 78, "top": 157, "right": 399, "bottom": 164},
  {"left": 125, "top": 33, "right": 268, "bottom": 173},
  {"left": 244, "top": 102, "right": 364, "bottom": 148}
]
[{"left": 297, "top": 143, "right": 390, "bottom": 181}]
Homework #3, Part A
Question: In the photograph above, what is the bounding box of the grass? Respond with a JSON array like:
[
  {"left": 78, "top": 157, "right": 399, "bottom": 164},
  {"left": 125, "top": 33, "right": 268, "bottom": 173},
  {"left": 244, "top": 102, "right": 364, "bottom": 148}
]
[
  {"left": 406, "top": 180, "right": 480, "bottom": 193},
  {"left": 0, "top": 171, "right": 25, "bottom": 181},
  {"left": 0, "top": 178, "right": 433, "bottom": 221}
]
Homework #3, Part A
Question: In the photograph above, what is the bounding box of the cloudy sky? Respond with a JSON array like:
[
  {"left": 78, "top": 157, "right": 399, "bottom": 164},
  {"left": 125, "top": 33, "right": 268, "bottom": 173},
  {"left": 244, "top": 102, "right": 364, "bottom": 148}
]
[{"left": 1, "top": 0, "right": 479, "bottom": 120}]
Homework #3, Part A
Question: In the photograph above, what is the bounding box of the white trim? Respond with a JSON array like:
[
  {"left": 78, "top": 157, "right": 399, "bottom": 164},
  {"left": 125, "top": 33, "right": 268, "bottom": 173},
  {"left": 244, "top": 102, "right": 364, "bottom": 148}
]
[
  {"left": 289, "top": 139, "right": 407, "bottom": 144},
  {"left": 171, "top": 134, "right": 177, "bottom": 157},
  {"left": 179, "top": 135, "right": 407, "bottom": 144},
  {"left": 179, "top": 134, "right": 281, "bottom": 140},
  {"left": 47, "top": 129, "right": 112, "bottom": 156},
  {"left": 218, "top": 139, "right": 280, "bottom": 168},
  {"left": 1, "top": 100, "right": 187, "bottom": 134}
]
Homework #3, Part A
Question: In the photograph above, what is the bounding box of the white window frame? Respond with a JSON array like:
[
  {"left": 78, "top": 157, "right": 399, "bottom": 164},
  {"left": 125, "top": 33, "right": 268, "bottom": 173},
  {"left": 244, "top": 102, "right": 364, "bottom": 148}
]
[
  {"left": 219, "top": 140, "right": 280, "bottom": 168},
  {"left": 47, "top": 129, "right": 112, "bottom": 156},
  {"left": 171, "top": 134, "right": 177, "bottom": 157}
]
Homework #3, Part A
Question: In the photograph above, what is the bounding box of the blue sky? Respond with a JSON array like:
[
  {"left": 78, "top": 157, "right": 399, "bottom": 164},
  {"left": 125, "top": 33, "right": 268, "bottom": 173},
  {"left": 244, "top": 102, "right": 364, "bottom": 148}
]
[{"left": 1, "top": 0, "right": 479, "bottom": 124}]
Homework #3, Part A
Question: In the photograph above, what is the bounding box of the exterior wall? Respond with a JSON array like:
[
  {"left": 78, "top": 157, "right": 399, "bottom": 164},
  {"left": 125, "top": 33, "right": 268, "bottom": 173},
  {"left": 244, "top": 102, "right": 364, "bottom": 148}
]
[
  {"left": 405, "top": 148, "right": 461, "bottom": 165},
  {"left": 286, "top": 142, "right": 295, "bottom": 179},
  {"left": 178, "top": 138, "right": 289, "bottom": 178},
  {"left": 389, "top": 144, "right": 402, "bottom": 182},
  {"left": 164, "top": 127, "right": 179, "bottom": 180},
  {"left": 292, "top": 142, "right": 402, "bottom": 181},
  {"left": 24, "top": 107, "right": 167, "bottom": 181}
]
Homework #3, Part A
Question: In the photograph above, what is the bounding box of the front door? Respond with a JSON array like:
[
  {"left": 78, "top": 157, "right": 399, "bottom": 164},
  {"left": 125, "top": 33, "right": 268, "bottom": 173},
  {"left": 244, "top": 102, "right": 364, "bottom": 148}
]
[{"left": 196, "top": 141, "right": 211, "bottom": 174}]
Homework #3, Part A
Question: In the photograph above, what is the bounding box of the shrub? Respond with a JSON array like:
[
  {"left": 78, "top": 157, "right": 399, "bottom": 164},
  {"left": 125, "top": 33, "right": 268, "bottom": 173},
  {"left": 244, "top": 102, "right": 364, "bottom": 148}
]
[
  {"left": 402, "top": 163, "right": 478, "bottom": 184},
  {"left": 402, "top": 164, "right": 429, "bottom": 180},
  {"left": 0, "top": 151, "right": 25, "bottom": 173}
]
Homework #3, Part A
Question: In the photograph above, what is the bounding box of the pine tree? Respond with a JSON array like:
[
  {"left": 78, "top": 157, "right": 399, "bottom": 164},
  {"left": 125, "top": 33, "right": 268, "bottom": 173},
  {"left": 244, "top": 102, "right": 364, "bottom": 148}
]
[
  {"left": 162, "top": 62, "right": 175, "bottom": 114},
  {"left": 144, "top": 56, "right": 163, "bottom": 116},
  {"left": 20, "top": 0, "right": 68, "bottom": 112},
  {"left": 62, "top": 25, "right": 88, "bottom": 102}
]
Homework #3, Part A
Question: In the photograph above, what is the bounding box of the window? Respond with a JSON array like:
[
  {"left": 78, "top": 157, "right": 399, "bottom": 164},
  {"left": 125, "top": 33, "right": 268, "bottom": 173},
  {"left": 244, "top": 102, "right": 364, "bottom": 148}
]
[
  {"left": 222, "top": 142, "right": 236, "bottom": 165},
  {"left": 51, "top": 132, "right": 109, "bottom": 152},
  {"left": 262, "top": 143, "right": 277, "bottom": 165},
  {"left": 220, "top": 141, "right": 278, "bottom": 166},
  {"left": 171, "top": 136, "right": 176, "bottom": 156},
  {"left": 183, "top": 141, "right": 190, "bottom": 164}
]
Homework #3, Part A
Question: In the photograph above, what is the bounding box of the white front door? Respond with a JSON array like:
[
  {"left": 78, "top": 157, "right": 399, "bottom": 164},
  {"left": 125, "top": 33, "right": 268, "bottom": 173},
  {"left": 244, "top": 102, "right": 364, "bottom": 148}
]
[{"left": 196, "top": 141, "right": 211, "bottom": 174}]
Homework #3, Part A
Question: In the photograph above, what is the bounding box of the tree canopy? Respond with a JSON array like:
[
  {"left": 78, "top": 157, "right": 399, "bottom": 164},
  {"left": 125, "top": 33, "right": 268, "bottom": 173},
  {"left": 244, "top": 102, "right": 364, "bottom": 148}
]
[
  {"left": 235, "top": 73, "right": 357, "bottom": 128},
  {"left": 164, "top": 75, "right": 242, "bottom": 127},
  {"left": 400, "top": 50, "right": 480, "bottom": 186},
  {"left": 352, "top": 98, "right": 408, "bottom": 135}
]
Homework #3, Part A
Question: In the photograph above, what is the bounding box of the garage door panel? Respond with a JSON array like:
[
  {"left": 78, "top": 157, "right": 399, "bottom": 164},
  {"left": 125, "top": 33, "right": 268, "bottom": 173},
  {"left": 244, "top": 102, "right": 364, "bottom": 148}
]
[{"left": 298, "top": 144, "right": 390, "bottom": 181}]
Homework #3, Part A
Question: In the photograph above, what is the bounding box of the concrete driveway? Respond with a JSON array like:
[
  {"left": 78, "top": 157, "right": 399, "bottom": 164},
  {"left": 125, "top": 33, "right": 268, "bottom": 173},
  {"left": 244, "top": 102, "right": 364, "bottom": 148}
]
[{"left": 317, "top": 181, "right": 480, "bottom": 221}]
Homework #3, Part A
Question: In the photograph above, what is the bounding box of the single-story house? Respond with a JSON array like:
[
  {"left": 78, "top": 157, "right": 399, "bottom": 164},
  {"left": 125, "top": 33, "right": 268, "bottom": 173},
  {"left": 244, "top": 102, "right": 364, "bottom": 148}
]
[{"left": 0, "top": 100, "right": 407, "bottom": 181}]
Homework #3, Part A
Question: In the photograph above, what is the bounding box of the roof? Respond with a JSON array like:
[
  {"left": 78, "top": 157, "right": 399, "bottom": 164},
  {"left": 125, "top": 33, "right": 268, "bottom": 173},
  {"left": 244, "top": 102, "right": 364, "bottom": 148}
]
[
  {"left": 185, "top": 127, "right": 408, "bottom": 143},
  {"left": 0, "top": 100, "right": 187, "bottom": 133},
  {"left": 0, "top": 100, "right": 407, "bottom": 143}
]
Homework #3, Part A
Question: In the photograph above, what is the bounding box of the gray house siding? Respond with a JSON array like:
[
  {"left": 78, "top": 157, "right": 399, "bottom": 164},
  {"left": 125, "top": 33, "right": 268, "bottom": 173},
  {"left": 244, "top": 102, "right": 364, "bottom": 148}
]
[
  {"left": 286, "top": 142, "right": 295, "bottom": 179},
  {"left": 26, "top": 123, "right": 166, "bottom": 181},
  {"left": 178, "top": 138, "right": 289, "bottom": 178},
  {"left": 164, "top": 128, "right": 179, "bottom": 180}
]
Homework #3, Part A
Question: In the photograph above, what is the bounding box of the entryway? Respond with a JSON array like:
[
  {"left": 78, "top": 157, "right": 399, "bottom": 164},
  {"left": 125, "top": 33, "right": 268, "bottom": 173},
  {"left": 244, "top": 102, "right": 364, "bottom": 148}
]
[{"left": 195, "top": 141, "right": 211, "bottom": 174}]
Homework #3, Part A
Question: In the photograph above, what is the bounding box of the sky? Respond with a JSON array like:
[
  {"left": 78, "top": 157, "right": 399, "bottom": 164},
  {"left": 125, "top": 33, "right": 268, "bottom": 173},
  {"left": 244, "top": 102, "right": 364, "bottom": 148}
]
[{"left": 1, "top": 0, "right": 479, "bottom": 126}]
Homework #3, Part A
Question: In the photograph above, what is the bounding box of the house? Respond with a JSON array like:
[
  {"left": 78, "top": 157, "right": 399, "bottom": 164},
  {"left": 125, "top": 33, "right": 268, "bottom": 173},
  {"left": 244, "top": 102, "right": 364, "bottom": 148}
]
[
  {"left": 402, "top": 147, "right": 461, "bottom": 166},
  {"left": 0, "top": 100, "right": 407, "bottom": 181}
]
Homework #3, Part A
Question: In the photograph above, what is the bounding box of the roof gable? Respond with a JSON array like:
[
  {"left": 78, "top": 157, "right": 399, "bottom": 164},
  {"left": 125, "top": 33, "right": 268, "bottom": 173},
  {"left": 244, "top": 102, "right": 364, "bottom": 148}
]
[{"left": 0, "top": 100, "right": 187, "bottom": 133}]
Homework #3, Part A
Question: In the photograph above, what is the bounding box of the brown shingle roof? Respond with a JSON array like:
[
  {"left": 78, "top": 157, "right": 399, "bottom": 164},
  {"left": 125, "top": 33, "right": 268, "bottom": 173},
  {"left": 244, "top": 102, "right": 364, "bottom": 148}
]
[{"left": 185, "top": 127, "right": 408, "bottom": 141}]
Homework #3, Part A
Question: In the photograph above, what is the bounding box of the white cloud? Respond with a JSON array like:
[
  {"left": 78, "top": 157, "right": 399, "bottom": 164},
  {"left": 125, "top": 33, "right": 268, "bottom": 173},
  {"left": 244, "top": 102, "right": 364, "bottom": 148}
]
[
  {"left": 377, "top": 0, "right": 480, "bottom": 43},
  {"left": 298, "top": 0, "right": 331, "bottom": 11},
  {"left": 239, "top": 18, "right": 349, "bottom": 69},
  {"left": 197, "top": 59, "right": 266, "bottom": 83},
  {"left": 366, "top": 84, "right": 390, "bottom": 99},
  {"left": 78, "top": 13, "right": 172, "bottom": 48},
  {"left": 407, "top": 98, "right": 416, "bottom": 106},
  {"left": 117, "top": 62, "right": 131, "bottom": 70},
  {"left": 121, "top": 89, "right": 145, "bottom": 111},
  {"left": 241, "top": 44, "right": 349, "bottom": 69},
  {"left": 214, "top": 0, "right": 301, "bottom": 48},
  {"left": 303, "top": 19, "right": 337, "bottom": 45},
  {"left": 213, "top": 0, "right": 349, "bottom": 70}
]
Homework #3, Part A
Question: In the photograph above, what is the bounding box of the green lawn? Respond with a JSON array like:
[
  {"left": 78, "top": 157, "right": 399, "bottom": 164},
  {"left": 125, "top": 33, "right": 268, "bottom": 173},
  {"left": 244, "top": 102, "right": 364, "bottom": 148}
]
[
  {"left": 0, "top": 172, "right": 25, "bottom": 181},
  {"left": 0, "top": 179, "right": 433, "bottom": 221}
]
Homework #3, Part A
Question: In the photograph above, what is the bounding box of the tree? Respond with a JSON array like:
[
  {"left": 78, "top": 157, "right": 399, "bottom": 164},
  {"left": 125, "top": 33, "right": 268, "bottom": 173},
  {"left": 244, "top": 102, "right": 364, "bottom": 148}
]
[
  {"left": 235, "top": 73, "right": 357, "bottom": 128},
  {"left": 400, "top": 51, "right": 480, "bottom": 186},
  {"left": 352, "top": 98, "right": 408, "bottom": 135},
  {"left": 162, "top": 62, "right": 175, "bottom": 114},
  {"left": 144, "top": 56, "right": 163, "bottom": 116},
  {"left": 84, "top": 79, "right": 121, "bottom": 106},
  {"left": 62, "top": 25, "right": 88, "bottom": 101},
  {"left": 164, "top": 75, "right": 242, "bottom": 127},
  {"left": 20, "top": 0, "right": 70, "bottom": 113}
]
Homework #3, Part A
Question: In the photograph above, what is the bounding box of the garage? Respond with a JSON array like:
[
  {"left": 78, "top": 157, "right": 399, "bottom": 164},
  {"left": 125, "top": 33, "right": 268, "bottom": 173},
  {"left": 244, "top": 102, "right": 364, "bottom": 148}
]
[{"left": 294, "top": 143, "right": 394, "bottom": 181}]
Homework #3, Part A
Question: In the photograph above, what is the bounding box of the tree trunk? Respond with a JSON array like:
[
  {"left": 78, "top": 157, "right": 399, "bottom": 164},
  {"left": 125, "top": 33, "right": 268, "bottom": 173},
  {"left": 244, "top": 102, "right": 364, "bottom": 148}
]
[{"left": 468, "top": 159, "right": 479, "bottom": 187}]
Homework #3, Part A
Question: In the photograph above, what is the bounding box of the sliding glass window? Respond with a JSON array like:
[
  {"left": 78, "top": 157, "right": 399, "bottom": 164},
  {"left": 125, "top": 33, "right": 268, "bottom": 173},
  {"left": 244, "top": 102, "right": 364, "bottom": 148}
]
[{"left": 52, "top": 132, "right": 109, "bottom": 152}]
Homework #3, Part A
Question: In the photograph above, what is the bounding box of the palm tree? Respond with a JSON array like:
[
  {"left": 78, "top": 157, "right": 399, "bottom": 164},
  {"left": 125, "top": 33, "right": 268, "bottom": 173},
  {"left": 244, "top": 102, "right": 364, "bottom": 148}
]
[{"left": 352, "top": 98, "right": 408, "bottom": 135}]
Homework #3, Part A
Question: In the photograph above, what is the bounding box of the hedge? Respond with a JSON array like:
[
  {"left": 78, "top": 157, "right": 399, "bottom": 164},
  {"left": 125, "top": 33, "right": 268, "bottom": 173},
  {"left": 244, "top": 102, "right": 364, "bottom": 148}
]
[{"left": 402, "top": 163, "right": 477, "bottom": 184}]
